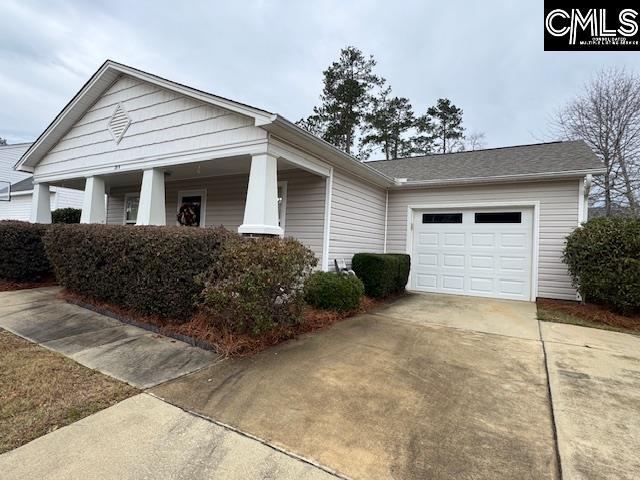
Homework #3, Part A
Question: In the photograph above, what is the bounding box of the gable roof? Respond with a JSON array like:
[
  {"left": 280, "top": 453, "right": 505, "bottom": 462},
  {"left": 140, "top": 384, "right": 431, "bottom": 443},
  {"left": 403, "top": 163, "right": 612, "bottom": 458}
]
[
  {"left": 366, "top": 140, "right": 604, "bottom": 185},
  {"left": 15, "top": 60, "right": 393, "bottom": 187},
  {"left": 0, "top": 143, "right": 32, "bottom": 185}
]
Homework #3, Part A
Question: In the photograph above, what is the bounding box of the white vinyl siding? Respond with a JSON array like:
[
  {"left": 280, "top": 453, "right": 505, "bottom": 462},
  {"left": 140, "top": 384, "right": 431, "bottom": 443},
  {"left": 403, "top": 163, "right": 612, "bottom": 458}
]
[
  {"left": 35, "top": 75, "right": 267, "bottom": 178},
  {"left": 329, "top": 168, "right": 386, "bottom": 267},
  {"left": 0, "top": 192, "right": 55, "bottom": 221},
  {"left": 52, "top": 187, "right": 84, "bottom": 210},
  {"left": 106, "top": 169, "right": 326, "bottom": 260},
  {"left": 387, "top": 180, "right": 580, "bottom": 300}
]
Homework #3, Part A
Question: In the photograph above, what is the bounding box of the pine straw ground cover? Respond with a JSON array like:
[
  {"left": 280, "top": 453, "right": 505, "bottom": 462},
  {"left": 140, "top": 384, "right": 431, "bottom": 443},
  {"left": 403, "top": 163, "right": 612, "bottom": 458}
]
[
  {"left": 537, "top": 298, "right": 640, "bottom": 336},
  {"left": 0, "top": 330, "right": 137, "bottom": 453},
  {"left": 59, "top": 290, "right": 390, "bottom": 357},
  {"left": 0, "top": 277, "right": 57, "bottom": 292}
]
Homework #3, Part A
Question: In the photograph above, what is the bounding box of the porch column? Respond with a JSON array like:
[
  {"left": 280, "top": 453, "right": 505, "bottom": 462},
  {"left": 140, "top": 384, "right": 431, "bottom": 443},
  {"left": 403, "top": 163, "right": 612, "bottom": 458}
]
[
  {"left": 30, "top": 183, "right": 51, "bottom": 224},
  {"left": 80, "top": 176, "right": 106, "bottom": 224},
  {"left": 137, "top": 168, "right": 166, "bottom": 225},
  {"left": 238, "top": 153, "right": 283, "bottom": 236}
]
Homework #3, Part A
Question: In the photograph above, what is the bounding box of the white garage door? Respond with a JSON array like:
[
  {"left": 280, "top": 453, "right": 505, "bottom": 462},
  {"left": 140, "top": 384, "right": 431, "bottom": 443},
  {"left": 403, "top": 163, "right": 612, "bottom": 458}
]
[{"left": 411, "top": 208, "right": 533, "bottom": 301}]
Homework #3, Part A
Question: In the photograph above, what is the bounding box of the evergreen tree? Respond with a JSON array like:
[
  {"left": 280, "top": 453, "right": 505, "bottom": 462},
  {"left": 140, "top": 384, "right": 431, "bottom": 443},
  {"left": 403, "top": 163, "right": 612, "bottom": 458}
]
[
  {"left": 361, "top": 87, "right": 417, "bottom": 159},
  {"left": 420, "top": 98, "right": 464, "bottom": 153},
  {"left": 297, "top": 46, "right": 384, "bottom": 155},
  {"left": 0, "top": 137, "right": 7, "bottom": 146}
]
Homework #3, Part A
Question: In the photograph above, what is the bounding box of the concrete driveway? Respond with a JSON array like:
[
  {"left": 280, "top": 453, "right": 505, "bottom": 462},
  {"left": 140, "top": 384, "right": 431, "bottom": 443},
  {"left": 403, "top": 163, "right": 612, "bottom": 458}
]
[{"left": 153, "top": 293, "right": 559, "bottom": 480}]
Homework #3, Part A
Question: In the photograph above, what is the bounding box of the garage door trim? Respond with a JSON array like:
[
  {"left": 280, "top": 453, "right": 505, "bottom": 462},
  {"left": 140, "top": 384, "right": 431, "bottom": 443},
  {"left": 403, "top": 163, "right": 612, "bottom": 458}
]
[{"left": 405, "top": 201, "right": 540, "bottom": 301}]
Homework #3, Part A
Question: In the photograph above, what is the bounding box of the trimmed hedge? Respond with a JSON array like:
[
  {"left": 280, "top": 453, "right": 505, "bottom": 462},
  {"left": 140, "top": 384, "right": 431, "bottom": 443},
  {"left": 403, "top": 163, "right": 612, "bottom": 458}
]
[
  {"left": 0, "top": 221, "right": 52, "bottom": 281},
  {"left": 304, "top": 272, "right": 364, "bottom": 311},
  {"left": 199, "top": 236, "right": 317, "bottom": 335},
  {"left": 351, "top": 253, "right": 411, "bottom": 298},
  {"left": 44, "top": 224, "right": 231, "bottom": 321},
  {"left": 564, "top": 217, "right": 640, "bottom": 315},
  {"left": 52, "top": 208, "right": 81, "bottom": 224}
]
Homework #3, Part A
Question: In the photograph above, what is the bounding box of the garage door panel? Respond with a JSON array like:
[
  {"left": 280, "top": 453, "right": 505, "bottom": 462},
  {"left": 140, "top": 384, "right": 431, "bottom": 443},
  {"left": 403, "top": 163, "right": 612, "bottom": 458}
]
[
  {"left": 442, "top": 275, "right": 464, "bottom": 291},
  {"left": 412, "top": 207, "right": 533, "bottom": 301},
  {"left": 443, "top": 232, "right": 465, "bottom": 246},
  {"left": 442, "top": 254, "right": 465, "bottom": 267},
  {"left": 416, "top": 274, "right": 437, "bottom": 288},
  {"left": 471, "top": 233, "right": 495, "bottom": 247},
  {"left": 470, "top": 255, "right": 494, "bottom": 269}
]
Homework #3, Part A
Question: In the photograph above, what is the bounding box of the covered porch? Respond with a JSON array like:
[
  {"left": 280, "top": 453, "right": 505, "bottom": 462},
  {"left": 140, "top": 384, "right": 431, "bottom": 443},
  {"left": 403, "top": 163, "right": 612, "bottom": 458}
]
[{"left": 31, "top": 151, "right": 330, "bottom": 265}]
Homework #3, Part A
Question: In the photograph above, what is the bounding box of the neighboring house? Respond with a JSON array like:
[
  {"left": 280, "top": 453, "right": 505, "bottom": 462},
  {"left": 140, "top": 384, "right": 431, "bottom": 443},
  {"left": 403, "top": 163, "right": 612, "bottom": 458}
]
[
  {"left": 0, "top": 143, "right": 83, "bottom": 221},
  {"left": 15, "top": 60, "right": 604, "bottom": 301}
]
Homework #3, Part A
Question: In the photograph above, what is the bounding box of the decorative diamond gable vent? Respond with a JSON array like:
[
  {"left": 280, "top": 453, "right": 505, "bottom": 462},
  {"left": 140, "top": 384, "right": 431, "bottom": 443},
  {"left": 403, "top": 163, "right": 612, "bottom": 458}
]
[{"left": 108, "top": 103, "right": 131, "bottom": 144}]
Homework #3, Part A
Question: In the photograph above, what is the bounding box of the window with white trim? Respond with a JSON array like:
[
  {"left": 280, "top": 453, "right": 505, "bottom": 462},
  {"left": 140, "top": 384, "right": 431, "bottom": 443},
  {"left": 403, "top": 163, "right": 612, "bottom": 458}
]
[
  {"left": 278, "top": 181, "right": 287, "bottom": 229},
  {"left": 124, "top": 194, "right": 139, "bottom": 225}
]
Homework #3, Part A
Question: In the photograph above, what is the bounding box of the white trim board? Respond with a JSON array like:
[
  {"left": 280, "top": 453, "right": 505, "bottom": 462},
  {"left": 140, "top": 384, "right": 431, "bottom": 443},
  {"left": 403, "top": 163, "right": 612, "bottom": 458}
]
[
  {"left": 405, "top": 201, "right": 540, "bottom": 302},
  {"left": 321, "top": 167, "right": 334, "bottom": 271}
]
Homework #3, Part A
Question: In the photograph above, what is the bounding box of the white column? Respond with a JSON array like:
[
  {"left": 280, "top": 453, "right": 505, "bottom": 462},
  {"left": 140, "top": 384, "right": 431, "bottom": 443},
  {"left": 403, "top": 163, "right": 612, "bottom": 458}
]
[
  {"left": 137, "top": 168, "right": 166, "bottom": 225},
  {"left": 30, "top": 183, "right": 51, "bottom": 224},
  {"left": 238, "top": 153, "right": 283, "bottom": 236},
  {"left": 80, "top": 176, "right": 106, "bottom": 224}
]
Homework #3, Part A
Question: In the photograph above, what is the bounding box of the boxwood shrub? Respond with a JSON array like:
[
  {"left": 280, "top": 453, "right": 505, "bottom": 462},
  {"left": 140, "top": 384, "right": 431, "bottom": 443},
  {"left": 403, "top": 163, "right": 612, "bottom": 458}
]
[
  {"left": 304, "top": 271, "right": 364, "bottom": 311},
  {"left": 564, "top": 216, "right": 640, "bottom": 315},
  {"left": 351, "top": 253, "right": 411, "bottom": 298},
  {"left": 0, "top": 220, "right": 52, "bottom": 281},
  {"left": 44, "top": 224, "right": 232, "bottom": 321},
  {"left": 52, "top": 208, "right": 81, "bottom": 224},
  {"left": 199, "top": 236, "right": 317, "bottom": 335}
]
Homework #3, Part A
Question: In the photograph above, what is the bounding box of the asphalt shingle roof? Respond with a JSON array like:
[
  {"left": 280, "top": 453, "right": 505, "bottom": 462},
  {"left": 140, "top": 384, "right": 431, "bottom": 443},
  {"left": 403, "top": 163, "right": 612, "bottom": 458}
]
[
  {"left": 10, "top": 177, "right": 34, "bottom": 192},
  {"left": 366, "top": 140, "right": 603, "bottom": 182}
]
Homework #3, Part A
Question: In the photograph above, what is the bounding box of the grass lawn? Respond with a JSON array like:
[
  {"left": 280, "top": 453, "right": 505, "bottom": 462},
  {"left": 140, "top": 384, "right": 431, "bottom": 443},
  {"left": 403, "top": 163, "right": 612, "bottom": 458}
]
[
  {"left": 0, "top": 330, "right": 138, "bottom": 454},
  {"left": 537, "top": 298, "right": 640, "bottom": 336}
]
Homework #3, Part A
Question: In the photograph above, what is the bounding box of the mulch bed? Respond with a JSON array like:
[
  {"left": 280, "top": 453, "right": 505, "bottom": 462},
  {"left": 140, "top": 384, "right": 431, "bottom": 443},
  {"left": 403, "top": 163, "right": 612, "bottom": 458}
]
[
  {"left": 59, "top": 290, "right": 396, "bottom": 357},
  {"left": 0, "top": 277, "right": 57, "bottom": 292},
  {"left": 537, "top": 298, "right": 640, "bottom": 333}
]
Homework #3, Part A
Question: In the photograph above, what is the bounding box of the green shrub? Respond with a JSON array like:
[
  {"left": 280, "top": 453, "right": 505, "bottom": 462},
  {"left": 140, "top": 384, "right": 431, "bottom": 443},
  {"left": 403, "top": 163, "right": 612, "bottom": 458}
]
[
  {"left": 52, "top": 208, "right": 81, "bottom": 224},
  {"left": 0, "top": 221, "right": 52, "bottom": 281},
  {"left": 564, "top": 217, "right": 640, "bottom": 315},
  {"left": 351, "top": 253, "right": 411, "bottom": 298},
  {"left": 44, "top": 224, "right": 232, "bottom": 321},
  {"left": 199, "top": 236, "right": 317, "bottom": 335},
  {"left": 304, "top": 272, "right": 364, "bottom": 311}
]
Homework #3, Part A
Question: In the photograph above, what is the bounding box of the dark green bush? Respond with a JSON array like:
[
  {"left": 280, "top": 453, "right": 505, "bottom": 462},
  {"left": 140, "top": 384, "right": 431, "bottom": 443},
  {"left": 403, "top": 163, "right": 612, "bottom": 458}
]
[
  {"left": 564, "top": 217, "right": 640, "bottom": 315},
  {"left": 304, "top": 272, "right": 364, "bottom": 311},
  {"left": 0, "top": 221, "right": 52, "bottom": 281},
  {"left": 44, "top": 224, "right": 232, "bottom": 321},
  {"left": 52, "top": 208, "right": 81, "bottom": 224},
  {"left": 351, "top": 253, "right": 411, "bottom": 298},
  {"left": 199, "top": 236, "right": 317, "bottom": 335}
]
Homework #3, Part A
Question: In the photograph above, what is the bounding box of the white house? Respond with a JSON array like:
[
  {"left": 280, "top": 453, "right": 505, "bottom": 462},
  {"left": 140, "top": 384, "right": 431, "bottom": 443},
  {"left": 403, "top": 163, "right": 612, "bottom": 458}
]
[
  {"left": 0, "top": 143, "right": 83, "bottom": 221},
  {"left": 15, "top": 60, "right": 604, "bottom": 301}
]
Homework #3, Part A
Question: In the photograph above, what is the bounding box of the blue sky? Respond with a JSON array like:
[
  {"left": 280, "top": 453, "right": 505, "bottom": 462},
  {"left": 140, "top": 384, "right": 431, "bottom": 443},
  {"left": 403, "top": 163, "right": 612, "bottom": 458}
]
[{"left": 1, "top": 0, "right": 638, "bottom": 153}]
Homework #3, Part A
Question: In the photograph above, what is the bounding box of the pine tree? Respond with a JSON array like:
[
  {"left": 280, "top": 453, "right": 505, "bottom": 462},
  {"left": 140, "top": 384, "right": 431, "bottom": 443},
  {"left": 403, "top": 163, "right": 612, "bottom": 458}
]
[
  {"left": 420, "top": 98, "right": 464, "bottom": 153},
  {"left": 0, "top": 138, "right": 7, "bottom": 146},
  {"left": 297, "top": 46, "right": 384, "bottom": 156},
  {"left": 361, "top": 87, "right": 417, "bottom": 159}
]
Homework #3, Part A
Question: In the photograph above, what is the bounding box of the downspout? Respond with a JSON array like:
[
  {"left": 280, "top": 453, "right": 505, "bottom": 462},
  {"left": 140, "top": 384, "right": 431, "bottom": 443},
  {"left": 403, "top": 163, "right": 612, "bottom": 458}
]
[
  {"left": 584, "top": 174, "right": 592, "bottom": 222},
  {"left": 383, "top": 188, "right": 389, "bottom": 253},
  {"left": 322, "top": 167, "right": 334, "bottom": 271}
]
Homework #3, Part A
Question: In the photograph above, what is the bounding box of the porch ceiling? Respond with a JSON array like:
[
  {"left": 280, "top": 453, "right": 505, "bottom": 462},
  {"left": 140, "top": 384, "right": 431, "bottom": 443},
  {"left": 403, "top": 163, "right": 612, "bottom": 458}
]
[{"left": 48, "top": 155, "right": 303, "bottom": 190}]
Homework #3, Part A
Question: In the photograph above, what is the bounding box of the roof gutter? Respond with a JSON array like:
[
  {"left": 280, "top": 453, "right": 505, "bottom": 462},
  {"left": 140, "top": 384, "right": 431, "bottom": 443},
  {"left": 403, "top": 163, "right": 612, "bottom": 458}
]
[{"left": 392, "top": 168, "right": 606, "bottom": 188}]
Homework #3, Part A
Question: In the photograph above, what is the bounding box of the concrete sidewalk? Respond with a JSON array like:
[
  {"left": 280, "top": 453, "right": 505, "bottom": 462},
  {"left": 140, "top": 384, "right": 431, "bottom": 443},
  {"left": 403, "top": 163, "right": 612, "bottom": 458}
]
[
  {"left": 0, "top": 288, "right": 216, "bottom": 388},
  {"left": 0, "top": 394, "right": 339, "bottom": 480}
]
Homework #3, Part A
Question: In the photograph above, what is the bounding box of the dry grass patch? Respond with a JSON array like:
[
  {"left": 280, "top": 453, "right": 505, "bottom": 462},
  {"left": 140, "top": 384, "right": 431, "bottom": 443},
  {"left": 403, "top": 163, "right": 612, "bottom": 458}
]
[
  {"left": 0, "top": 330, "right": 138, "bottom": 453},
  {"left": 537, "top": 298, "right": 640, "bottom": 336}
]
